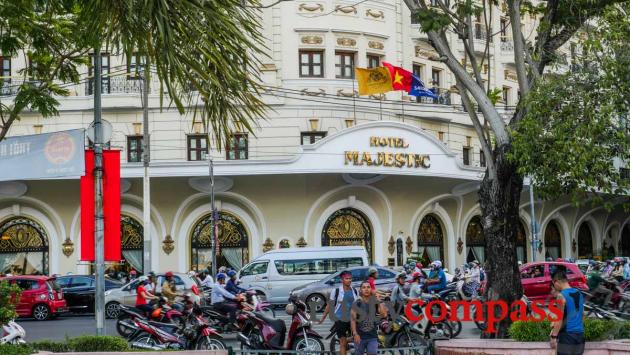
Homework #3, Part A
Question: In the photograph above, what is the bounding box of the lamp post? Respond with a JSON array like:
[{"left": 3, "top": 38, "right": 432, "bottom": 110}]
[
  {"left": 93, "top": 45, "right": 105, "bottom": 336},
  {"left": 208, "top": 149, "right": 217, "bottom": 278},
  {"left": 528, "top": 177, "right": 538, "bottom": 262},
  {"left": 141, "top": 68, "right": 151, "bottom": 274}
]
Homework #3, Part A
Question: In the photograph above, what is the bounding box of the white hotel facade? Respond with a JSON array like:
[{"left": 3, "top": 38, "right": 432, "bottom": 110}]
[{"left": 0, "top": 0, "right": 628, "bottom": 276}]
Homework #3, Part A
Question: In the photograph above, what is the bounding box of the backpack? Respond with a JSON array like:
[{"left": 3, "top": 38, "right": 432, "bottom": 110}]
[{"left": 333, "top": 286, "right": 358, "bottom": 310}]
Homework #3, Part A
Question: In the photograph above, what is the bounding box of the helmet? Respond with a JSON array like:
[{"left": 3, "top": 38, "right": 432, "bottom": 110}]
[
  {"left": 227, "top": 270, "right": 237, "bottom": 278},
  {"left": 431, "top": 261, "right": 442, "bottom": 269},
  {"left": 130, "top": 270, "right": 137, "bottom": 275},
  {"left": 285, "top": 303, "right": 296, "bottom": 315},
  {"left": 396, "top": 272, "right": 406, "bottom": 280},
  {"left": 412, "top": 271, "right": 422, "bottom": 279},
  {"left": 147, "top": 271, "right": 156, "bottom": 277},
  {"left": 165, "top": 271, "right": 174, "bottom": 278},
  {"left": 368, "top": 267, "right": 378, "bottom": 275},
  {"left": 216, "top": 273, "right": 227, "bottom": 280},
  {"left": 138, "top": 276, "right": 149, "bottom": 283},
  {"left": 416, "top": 262, "right": 422, "bottom": 268}
]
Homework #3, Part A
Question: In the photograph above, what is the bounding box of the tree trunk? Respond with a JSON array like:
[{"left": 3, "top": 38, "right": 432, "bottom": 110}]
[{"left": 478, "top": 142, "right": 524, "bottom": 338}]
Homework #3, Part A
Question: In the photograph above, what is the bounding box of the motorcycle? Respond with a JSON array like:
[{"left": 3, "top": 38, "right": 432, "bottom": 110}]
[
  {"left": 237, "top": 297, "right": 324, "bottom": 352},
  {"left": 116, "top": 298, "right": 184, "bottom": 338},
  {"left": 408, "top": 294, "right": 454, "bottom": 340},
  {"left": 129, "top": 306, "right": 226, "bottom": 350},
  {"left": 202, "top": 290, "right": 274, "bottom": 330},
  {"left": 1, "top": 320, "right": 26, "bottom": 345}
]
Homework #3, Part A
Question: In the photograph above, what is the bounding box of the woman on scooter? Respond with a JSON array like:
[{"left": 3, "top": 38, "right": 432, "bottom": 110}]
[{"left": 136, "top": 276, "right": 159, "bottom": 315}]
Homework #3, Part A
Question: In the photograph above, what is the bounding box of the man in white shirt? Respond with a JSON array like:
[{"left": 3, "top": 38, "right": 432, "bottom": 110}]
[
  {"left": 211, "top": 273, "right": 243, "bottom": 327},
  {"left": 200, "top": 271, "right": 214, "bottom": 288}
]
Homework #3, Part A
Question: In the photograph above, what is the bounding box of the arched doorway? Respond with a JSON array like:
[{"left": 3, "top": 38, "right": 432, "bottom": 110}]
[
  {"left": 415, "top": 214, "right": 445, "bottom": 267},
  {"left": 191, "top": 212, "right": 249, "bottom": 271},
  {"left": 620, "top": 224, "right": 630, "bottom": 256},
  {"left": 578, "top": 223, "right": 593, "bottom": 259},
  {"left": 544, "top": 221, "right": 562, "bottom": 260},
  {"left": 120, "top": 216, "right": 144, "bottom": 273},
  {"left": 0, "top": 217, "right": 49, "bottom": 275},
  {"left": 516, "top": 221, "right": 528, "bottom": 264},
  {"left": 466, "top": 216, "right": 485, "bottom": 264},
  {"left": 321, "top": 208, "right": 373, "bottom": 263}
]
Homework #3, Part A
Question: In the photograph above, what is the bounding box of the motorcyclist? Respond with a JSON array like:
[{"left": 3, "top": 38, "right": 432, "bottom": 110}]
[
  {"left": 135, "top": 276, "right": 159, "bottom": 315},
  {"left": 587, "top": 264, "right": 613, "bottom": 307},
  {"left": 390, "top": 272, "right": 410, "bottom": 311},
  {"left": 211, "top": 273, "right": 244, "bottom": 329},
  {"left": 409, "top": 271, "right": 426, "bottom": 299},
  {"left": 426, "top": 260, "right": 447, "bottom": 293},
  {"left": 225, "top": 270, "right": 247, "bottom": 295},
  {"left": 145, "top": 271, "right": 158, "bottom": 293},
  {"left": 366, "top": 267, "right": 378, "bottom": 296},
  {"left": 162, "top": 271, "right": 184, "bottom": 311}
]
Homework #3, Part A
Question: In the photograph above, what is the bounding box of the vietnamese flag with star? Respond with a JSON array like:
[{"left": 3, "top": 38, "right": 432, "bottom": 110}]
[{"left": 383, "top": 61, "right": 413, "bottom": 92}]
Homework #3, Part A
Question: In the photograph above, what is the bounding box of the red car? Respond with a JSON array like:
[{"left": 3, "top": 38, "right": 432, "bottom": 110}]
[
  {"left": 1, "top": 275, "right": 68, "bottom": 320},
  {"left": 519, "top": 262, "right": 588, "bottom": 301}
]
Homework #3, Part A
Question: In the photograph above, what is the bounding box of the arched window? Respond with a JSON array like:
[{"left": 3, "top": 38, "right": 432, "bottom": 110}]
[
  {"left": 120, "top": 216, "right": 144, "bottom": 273},
  {"left": 322, "top": 208, "right": 373, "bottom": 263},
  {"left": 544, "top": 221, "right": 562, "bottom": 260},
  {"left": 0, "top": 218, "right": 49, "bottom": 275},
  {"left": 620, "top": 224, "right": 630, "bottom": 256},
  {"left": 416, "top": 214, "right": 445, "bottom": 267},
  {"left": 578, "top": 223, "right": 593, "bottom": 259},
  {"left": 191, "top": 212, "right": 249, "bottom": 271},
  {"left": 516, "top": 221, "right": 528, "bottom": 264},
  {"left": 466, "top": 216, "right": 485, "bottom": 264}
]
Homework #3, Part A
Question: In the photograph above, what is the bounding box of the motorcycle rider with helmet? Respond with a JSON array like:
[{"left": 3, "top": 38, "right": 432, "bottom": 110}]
[
  {"left": 162, "top": 271, "right": 184, "bottom": 311},
  {"left": 426, "top": 261, "right": 447, "bottom": 294},
  {"left": 211, "top": 273, "right": 243, "bottom": 328},
  {"left": 225, "top": 270, "right": 247, "bottom": 295},
  {"left": 367, "top": 267, "right": 378, "bottom": 296},
  {"left": 135, "top": 276, "right": 159, "bottom": 315},
  {"left": 390, "top": 272, "right": 410, "bottom": 312}
]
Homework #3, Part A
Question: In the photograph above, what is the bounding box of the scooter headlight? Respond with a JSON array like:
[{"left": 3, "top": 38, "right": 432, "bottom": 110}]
[{"left": 301, "top": 318, "right": 311, "bottom": 328}]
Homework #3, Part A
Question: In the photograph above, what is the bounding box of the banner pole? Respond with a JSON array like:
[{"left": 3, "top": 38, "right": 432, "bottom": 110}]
[
  {"left": 352, "top": 78, "right": 357, "bottom": 125},
  {"left": 141, "top": 69, "right": 151, "bottom": 274},
  {"left": 401, "top": 92, "right": 405, "bottom": 123},
  {"left": 93, "top": 44, "right": 105, "bottom": 336}
]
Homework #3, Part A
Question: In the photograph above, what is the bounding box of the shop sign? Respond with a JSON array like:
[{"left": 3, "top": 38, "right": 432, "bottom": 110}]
[
  {"left": 344, "top": 136, "right": 430, "bottom": 168},
  {"left": 0, "top": 129, "right": 85, "bottom": 181}
]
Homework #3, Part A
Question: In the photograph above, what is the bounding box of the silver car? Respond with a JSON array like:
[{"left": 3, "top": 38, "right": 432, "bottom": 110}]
[
  {"left": 289, "top": 266, "right": 399, "bottom": 312},
  {"left": 104, "top": 272, "right": 201, "bottom": 318}
]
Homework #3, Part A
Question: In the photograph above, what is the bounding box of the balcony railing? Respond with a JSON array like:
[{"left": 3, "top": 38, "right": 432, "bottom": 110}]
[
  {"left": 500, "top": 40, "right": 514, "bottom": 52},
  {"left": 416, "top": 87, "right": 451, "bottom": 105},
  {"left": 85, "top": 76, "right": 146, "bottom": 95}
]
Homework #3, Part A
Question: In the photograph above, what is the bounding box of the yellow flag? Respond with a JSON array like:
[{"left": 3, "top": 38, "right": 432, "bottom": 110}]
[{"left": 355, "top": 67, "right": 393, "bottom": 95}]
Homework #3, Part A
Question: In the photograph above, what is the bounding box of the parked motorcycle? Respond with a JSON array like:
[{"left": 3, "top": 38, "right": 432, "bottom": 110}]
[
  {"left": 237, "top": 297, "right": 324, "bottom": 352},
  {"left": 1, "top": 320, "right": 26, "bottom": 345},
  {"left": 128, "top": 307, "right": 226, "bottom": 350}
]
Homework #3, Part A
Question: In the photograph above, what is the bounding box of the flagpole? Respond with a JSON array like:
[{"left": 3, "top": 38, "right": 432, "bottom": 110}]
[
  {"left": 352, "top": 78, "right": 357, "bottom": 126},
  {"left": 401, "top": 92, "right": 405, "bottom": 123}
]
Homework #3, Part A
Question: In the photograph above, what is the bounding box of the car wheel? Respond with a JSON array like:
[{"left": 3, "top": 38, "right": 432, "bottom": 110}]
[
  {"left": 105, "top": 301, "right": 121, "bottom": 319},
  {"left": 306, "top": 294, "right": 326, "bottom": 313},
  {"left": 33, "top": 304, "right": 50, "bottom": 321}
]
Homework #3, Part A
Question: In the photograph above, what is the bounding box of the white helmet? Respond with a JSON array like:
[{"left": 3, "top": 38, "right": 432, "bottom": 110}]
[
  {"left": 138, "top": 275, "right": 149, "bottom": 282},
  {"left": 188, "top": 270, "right": 197, "bottom": 277},
  {"left": 431, "top": 260, "right": 442, "bottom": 268}
]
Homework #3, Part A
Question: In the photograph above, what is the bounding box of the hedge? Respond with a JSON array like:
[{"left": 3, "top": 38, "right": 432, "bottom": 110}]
[
  {"left": 28, "top": 335, "right": 129, "bottom": 352},
  {"left": 0, "top": 344, "right": 33, "bottom": 355},
  {"left": 509, "top": 319, "right": 630, "bottom": 342}
]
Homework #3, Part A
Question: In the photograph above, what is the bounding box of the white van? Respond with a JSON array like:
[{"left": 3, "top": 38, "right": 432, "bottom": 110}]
[{"left": 237, "top": 246, "right": 369, "bottom": 304}]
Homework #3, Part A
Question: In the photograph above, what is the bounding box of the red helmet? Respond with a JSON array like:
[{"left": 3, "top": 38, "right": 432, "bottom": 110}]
[
  {"left": 130, "top": 270, "right": 137, "bottom": 275},
  {"left": 412, "top": 271, "right": 422, "bottom": 279},
  {"left": 165, "top": 271, "right": 174, "bottom": 278},
  {"left": 416, "top": 263, "right": 423, "bottom": 268}
]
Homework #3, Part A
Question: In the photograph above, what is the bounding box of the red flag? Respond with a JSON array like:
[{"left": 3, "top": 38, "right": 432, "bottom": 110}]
[
  {"left": 80, "top": 151, "right": 95, "bottom": 261},
  {"left": 80, "top": 150, "right": 121, "bottom": 262},
  {"left": 383, "top": 62, "right": 413, "bottom": 92}
]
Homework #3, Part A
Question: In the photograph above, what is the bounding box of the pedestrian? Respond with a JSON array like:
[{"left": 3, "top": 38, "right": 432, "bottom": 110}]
[
  {"left": 467, "top": 260, "right": 481, "bottom": 298},
  {"left": 550, "top": 268, "right": 585, "bottom": 355},
  {"left": 351, "top": 281, "right": 387, "bottom": 355},
  {"left": 320, "top": 270, "right": 357, "bottom": 355}
]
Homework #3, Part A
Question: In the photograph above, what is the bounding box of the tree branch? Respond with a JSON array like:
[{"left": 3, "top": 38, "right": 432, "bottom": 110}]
[
  {"left": 458, "top": 81, "right": 496, "bottom": 179},
  {"left": 403, "top": 0, "right": 509, "bottom": 146},
  {"left": 507, "top": 0, "right": 530, "bottom": 97}
]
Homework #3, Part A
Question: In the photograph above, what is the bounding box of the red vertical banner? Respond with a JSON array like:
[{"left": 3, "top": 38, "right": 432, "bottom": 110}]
[
  {"left": 80, "top": 150, "right": 95, "bottom": 261},
  {"left": 103, "top": 150, "right": 121, "bottom": 262},
  {"left": 80, "top": 149, "right": 121, "bottom": 262}
]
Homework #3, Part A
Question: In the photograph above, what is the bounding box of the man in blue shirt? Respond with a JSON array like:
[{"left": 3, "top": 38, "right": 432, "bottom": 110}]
[
  {"left": 550, "top": 268, "right": 585, "bottom": 355},
  {"left": 426, "top": 260, "right": 447, "bottom": 293},
  {"left": 319, "top": 271, "right": 357, "bottom": 355},
  {"left": 225, "top": 270, "right": 247, "bottom": 295}
]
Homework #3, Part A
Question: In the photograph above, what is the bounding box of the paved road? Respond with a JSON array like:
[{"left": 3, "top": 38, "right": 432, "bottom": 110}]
[{"left": 19, "top": 311, "right": 481, "bottom": 350}]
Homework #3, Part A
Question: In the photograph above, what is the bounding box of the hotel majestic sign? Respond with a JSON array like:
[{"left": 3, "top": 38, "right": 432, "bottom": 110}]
[{"left": 344, "top": 136, "right": 430, "bottom": 168}]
